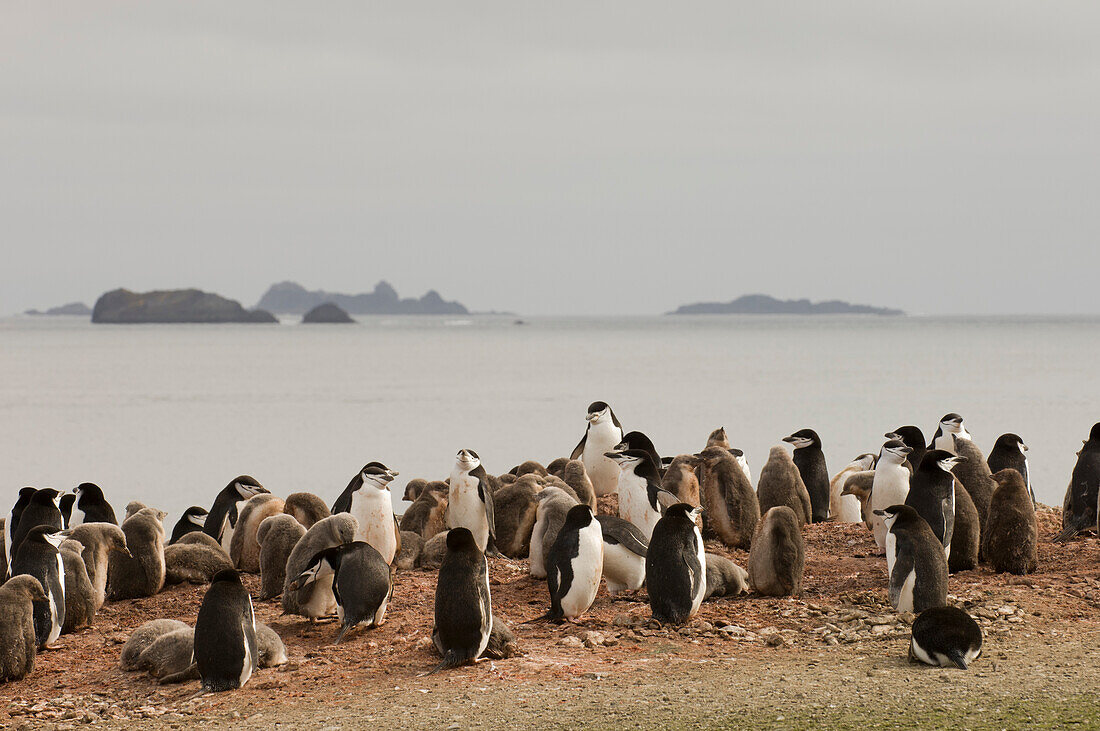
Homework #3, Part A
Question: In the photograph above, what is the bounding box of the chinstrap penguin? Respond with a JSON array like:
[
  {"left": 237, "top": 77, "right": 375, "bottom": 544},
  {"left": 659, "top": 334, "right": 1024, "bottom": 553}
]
[
  {"left": 540, "top": 505, "right": 603, "bottom": 620},
  {"left": 288, "top": 540, "right": 393, "bottom": 644},
  {"left": 10, "top": 525, "right": 67, "bottom": 649},
  {"left": 594, "top": 514, "right": 648, "bottom": 595},
  {"left": 909, "top": 606, "right": 982, "bottom": 669},
  {"left": 570, "top": 401, "right": 624, "bottom": 497},
  {"left": 202, "top": 476, "right": 267, "bottom": 555},
  {"left": 871, "top": 440, "right": 912, "bottom": 552},
  {"left": 931, "top": 413, "right": 971, "bottom": 453},
  {"left": 783, "top": 429, "right": 830, "bottom": 522},
  {"left": 1056, "top": 423, "right": 1100, "bottom": 541},
  {"left": 169, "top": 507, "right": 208, "bottom": 545},
  {"left": 431, "top": 528, "right": 492, "bottom": 673},
  {"left": 332, "top": 462, "right": 401, "bottom": 564},
  {"left": 194, "top": 569, "right": 258, "bottom": 692},
  {"left": 646, "top": 503, "right": 706, "bottom": 626},
  {"left": 904, "top": 450, "right": 963, "bottom": 558},
  {"left": 606, "top": 448, "right": 675, "bottom": 540},
  {"left": 447, "top": 450, "right": 499, "bottom": 555},
  {"left": 876, "top": 505, "right": 948, "bottom": 613}
]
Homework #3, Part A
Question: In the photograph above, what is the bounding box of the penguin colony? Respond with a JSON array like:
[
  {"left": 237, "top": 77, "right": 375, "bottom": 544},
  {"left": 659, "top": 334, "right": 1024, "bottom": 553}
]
[{"left": 0, "top": 405, "right": 1093, "bottom": 689}]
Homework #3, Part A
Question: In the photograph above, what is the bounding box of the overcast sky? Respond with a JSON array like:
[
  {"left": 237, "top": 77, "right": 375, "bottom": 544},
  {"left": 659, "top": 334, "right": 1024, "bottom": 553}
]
[{"left": 3, "top": 2, "right": 1098, "bottom": 316}]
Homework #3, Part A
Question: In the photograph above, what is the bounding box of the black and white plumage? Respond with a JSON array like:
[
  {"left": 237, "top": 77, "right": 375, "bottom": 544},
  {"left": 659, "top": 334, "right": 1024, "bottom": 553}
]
[
  {"left": 930, "top": 413, "right": 971, "bottom": 453},
  {"left": 65, "top": 483, "right": 117, "bottom": 527},
  {"left": 447, "top": 450, "right": 498, "bottom": 555},
  {"left": 605, "top": 448, "right": 677, "bottom": 540},
  {"left": 987, "top": 433, "right": 1032, "bottom": 503},
  {"left": 904, "top": 450, "right": 962, "bottom": 558},
  {"left": 876, "top": 505, "right": 948, "bottom": 613},
  {"left": 9, "top": 489, "right": 63, "bottom": 566},
  {"left": 331, "top": 462, "right": 401, "bottom": 564},
  {"left": 784, "top": 429, "right": 830, "bottom": 523},
  {"left": 10, "top": 525, "right": 67, "bottom": 649},
  {"left": 543, "top": 505, "right": 603, "bottom": 620},
  {"left": 288, "top": 541, "right": 393, "bottom": 644},
  {"left": 202, "top": 476, "right": 267, "bottom": 554},
  {"left": 909, "top": 606, "right": 983, "bottom": 669},
  {"left": 194, "top": 569, "right": 258, "bottom": 692},
  {"left": 569, "top": 401, "right": 624, "bottom": 497},
  {"left": 886, "top": 426, "right": 927, "bottom": 474},
  {"left": 614, "top": 431, "right": 663, "bottom": 476},
  {"left": 431, "top": 528, "right": 491, "bottom": 673},
  {"left": 645, "top": 503, "right": 706, "bottom": 626},
  {"left": 169, "top": 507, "right": 209, "bottom": 545},
  {"left": 8, "top": 487, "right": 36, "bottom": 565},
  {"left": 594, "top": 515, "right": 648, "bottom": 594}
]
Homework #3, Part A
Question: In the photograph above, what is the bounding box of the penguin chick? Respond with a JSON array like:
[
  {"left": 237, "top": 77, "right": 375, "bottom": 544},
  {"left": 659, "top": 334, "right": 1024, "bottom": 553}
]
[
  {"left": 562, "top": 460, "right": 597, "bottom": 511},
  {"left": 488, "top": 480, "right": 539, "bottom": 559},
  {"left": 695, "top": 446, "right": 759, "bottom": 549},
  {"left": 948, "top": 478, "right": 981, "bottom": 573},
  {"left": 704, "top": 553, "right": 749, "bottom": 600},
  {"left": 164, "top": 542, "right": 234, "bottom": 585},
  {"left": 402, "top": 479, "right": 430, "bottom": 503},
  {"left": 141, "top": 627, "right": 195, "bottom": 679},
  {"left": 756, "top": 446, "right": 812, "bottom": 527},
  {"left": 510, "top": 460, "right": 548, "bottom": 478},
  {"left": 747, "top": 506, "right": 805, "bottom": 597},
  {"left": 417, "top": 532, "right": 448, "bottom": 571},
  {"left": 983, "top": 469, "right": 1038, "bottom": 575},
  {"left": 283, "top": 492, "right": 331, "bottom": 530},
  {"left": 394, "top": 531, "right": 424, "bottom": 571},
  {"left": 528, "top": 487, "right": 578, "bottom": 579},
  {"left": 230, "top": 494, "right": 285, "bottom": 573},
  {"left": 65, "top": 523, "right": 129, "bottom": 611},
  {"left": 256, "top": 515, "right": 305, "bottom": 600},
  {"left": 59, "top": 539, "right": 96, "bottom": 633},
  {"left": 706, "top": 427, "right": 730, "bottom": 449},
  {"left": 0, "top": 575, "right": 48, "bottom": 682},
  {"left": 120, "top": 619, "right": 190, "bottom": 670},
  {"left": 107, "top": 508, "right": 167, "bottom": 600},
  {"left": 662, "top": 454, "right": 702, "bottom": 507},
  {"left": 399, "top": 482, "right": 449, "bottom": 541},
  {"left": 282, "top": 514, "right": 358, "bottom": 619},
  {"left": 830, "top": 454, "right": 876, "bottom": 523}
]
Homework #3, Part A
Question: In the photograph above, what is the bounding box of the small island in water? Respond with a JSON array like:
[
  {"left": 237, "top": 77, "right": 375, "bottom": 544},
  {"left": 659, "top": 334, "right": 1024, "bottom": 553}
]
[
  {"left": 669, "top": 294, "right": 903, "bottom": 316},
  {"left": 25, "top": 302, "right": 93, "bottom": 316},
  {"left": 92, "top": 288, "right": 277, "bottom": 324},
  {"left": 256, "top": 280, "right": 467, "bottom": 316},
  {"left": 301, "top": 303, "right": 355, "bottom": 324}
]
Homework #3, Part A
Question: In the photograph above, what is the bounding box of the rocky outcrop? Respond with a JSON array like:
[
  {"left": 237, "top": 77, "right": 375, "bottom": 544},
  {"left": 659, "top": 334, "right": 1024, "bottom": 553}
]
[
  {"left": 25, "top": 302, "right": 92, "bottom": 316},
  {"left": 255, "top": 281, "right": 468, "bottom": 315},
  {"left": 669, "top": 294, "right": 903, "bottom": 316},
  {"left": 301, "top": 303, "right": 355, "bottom": 324},
  {"left": 92, "top": 289, "right": 278, "bottom": 324}
]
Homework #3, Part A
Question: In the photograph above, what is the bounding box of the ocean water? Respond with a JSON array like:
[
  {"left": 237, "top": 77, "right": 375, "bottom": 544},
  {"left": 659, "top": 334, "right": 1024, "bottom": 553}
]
[{"left": 0, "top": 314, "right": 1096, "bottom": 526}]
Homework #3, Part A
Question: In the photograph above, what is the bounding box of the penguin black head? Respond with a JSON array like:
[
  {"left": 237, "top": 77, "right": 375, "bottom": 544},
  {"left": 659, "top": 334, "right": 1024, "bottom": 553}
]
[
  {"left": 992, "top": 433, "right": 1027, "bottom": 453},
  {"left": 562, "top": 504, "right": 595, "bottom": 530},
  {"left": 921, "top": 449, "right": 965, "bottom": 474},
  {"left": 881, "top": 440, "right": 912, "bottom": 461},
  {"left": 455, "top": 449, "right": 481, "bottom": 472},
  {"left": 31, "top": 488, "right": 62, "bottom": 507},
  {"left": 939, "top": 413, "right": 964, "bottom": 429},
  {"left": 74, "top": 482, "right": 106, "bottom": 501},
  {"left": 14, "top": 487, "right": 36, "bottom": 508},
  {"left": 662, "top": 503, "right": 703, "bottom": 523},
  {"left": 184, "top": 506, "right": 209, "bottom": 527},
  {"left": 445, "top": 527, "right": 479, "bottom": 553},
  {"left": 229, "top": 476, "right": 266, "bottom": 499},
  {"left": 615, "top": 431, "right": 658, "bottom": 455},
  {"left": 783, "top": 429, "right": 821, "bottom": 449},
  {"left": 360, "top": 462, "right": 399, "bottom": 490},
  {"left": 211, "top": 568, "right": 243, "bottom": 585},
  {"left": 585, "top": 401, "right": 621, "bottom": 428},
  {"left": 23, "top": 524, "right": 66, "bottom": 548},
  {"left": 604, "top": 448, "right": 660, "bottom": 478},
  {"left": 59, "top": 493, "right": 75, "bottom": 514},
  {"left": 886, "top": 426, "right": 926, "bottom": 450},
  {"left": 872, "top": 503, "right": 922, "bottom": 530},
  {"left": 1088, "top": 423, "right": 1100, "bottom": 443}
]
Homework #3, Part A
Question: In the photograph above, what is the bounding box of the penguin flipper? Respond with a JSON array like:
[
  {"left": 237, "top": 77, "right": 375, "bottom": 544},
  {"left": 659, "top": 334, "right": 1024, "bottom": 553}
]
[
  {"left": 479, "top": 479, "right": 496, "bottom": 541},
  {"left": 570, "top": 434, "right": 587, "bottom": 461}
]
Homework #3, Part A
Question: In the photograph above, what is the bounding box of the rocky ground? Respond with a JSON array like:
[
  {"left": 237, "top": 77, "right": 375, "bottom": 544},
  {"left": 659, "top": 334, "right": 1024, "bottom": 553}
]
[{"left": 3, "top": 506, "right": 1099, "bottom": 730}]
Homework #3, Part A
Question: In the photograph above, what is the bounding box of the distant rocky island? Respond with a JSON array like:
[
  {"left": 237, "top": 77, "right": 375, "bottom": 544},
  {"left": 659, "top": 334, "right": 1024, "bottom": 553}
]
[
  {"left": 301, "top": 303, "right": 355, "bottom": 324},
  {"left": 92, "top": 288, "right": 278, "bottom": 324},
  {"left": 25, "top": 302, "right": 92, "bottom": 316},
  {"left": 669, "top": 294, "right": 904, "bottom": 316},
  {"left": 256, "top": 281, "right": 468, "bottom": 316}
]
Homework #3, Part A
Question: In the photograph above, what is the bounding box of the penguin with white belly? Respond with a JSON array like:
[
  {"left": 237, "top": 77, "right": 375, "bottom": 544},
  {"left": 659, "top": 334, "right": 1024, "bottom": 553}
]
[
  {"left": 931, "top": 413, "right": 971, "bottom": 453},
  {"left": 875, "top": 505, "right": 948, "bottom": 614},
  {"left": 870, "top": 441, "right": 912, "bottom": 552},
  {"left": 203, "top": 477, "right": 268, "bottom": 554},
  {"left": 10, "top": 525, "right": 67, "bottom": 649},
  {"left": 66, "top": 483, "right": 117, "bottom": 526},
  {"left": 169, "top": 507, "right": 208, "bottom": 545},
  {"left": 570, "top": 401, "right": 625, "bottom": 497},
  {"left": 288, "top": 541, "right": 393, "bottom": 644},
  {"left": 447, "top": 450, "right": 499, "bottom": 555},
  {"left": 594, "top": 515, "right": 648, "bottom": 595},
  {"left": 606, "top": 448, "right": 676, "bottom": 540},
  {"left": 909, "top": 606, "right": 982, "bottom": 670},
  {"left": 332, "top": 462, "right": 401, "bottom": 564},
  {"left": 539, "top": 505, "right": 603, "bottom": 620}
]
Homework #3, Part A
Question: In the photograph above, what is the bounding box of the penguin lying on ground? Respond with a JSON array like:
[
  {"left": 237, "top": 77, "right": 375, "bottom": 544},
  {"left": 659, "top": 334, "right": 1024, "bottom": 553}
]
[
  {"left": 704, "top": 553, "right": 749, "bottom": 600},
  {"left": 909, "top": 606, "right": 982, "bottom": 669}
]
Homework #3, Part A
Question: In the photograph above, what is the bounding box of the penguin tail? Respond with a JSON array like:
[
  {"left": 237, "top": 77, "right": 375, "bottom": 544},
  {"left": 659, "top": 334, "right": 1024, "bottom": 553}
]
[
  {"left": 334, "top": 624, "right": 352, "bottom": 645},
  {"left": 425, "top": 649, "right": 467, "bottom": 675},
  {"left": 947, "top": 650, "right": 969, "bottom": 670},
  {"left": 1053, "top": 518, "right": 1086, "bottom": 543}
]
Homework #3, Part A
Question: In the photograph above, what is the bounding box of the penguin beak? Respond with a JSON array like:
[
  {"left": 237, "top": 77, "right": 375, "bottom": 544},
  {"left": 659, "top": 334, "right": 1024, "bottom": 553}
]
[
  {"left": 898, "top": 445, "right": 913, "bottom": 455},
  {"left": 884, "top": 432, "right": 901, "bottom": 441},
  {"left": 1021, "top": 444, "right": 1029, "bottom": 452},
  {"left": 872, "top": 509, "right": 886, "bottom": 516}
]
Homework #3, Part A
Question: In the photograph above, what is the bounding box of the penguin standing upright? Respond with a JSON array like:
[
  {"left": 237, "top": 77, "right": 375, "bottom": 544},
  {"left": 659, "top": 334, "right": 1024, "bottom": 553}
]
[
  {"left": 331, "top": 462, "right": 401, "bottom": 564},
  {"left": 983, "top": 469, "right": 1038, "bottom": 574},
  {"left": 987, "top": 434, "right": 1033, "bottom": 503},
  {"left": 10, "top": 489, "right": 63, "bottom": 561},
  {"left": 169, "top": 507, "right": 208, "bottom": 545},
  {"left": 431, "top": 528, "right": 492, "bottom": 673},
  {"left": 8, "top": 487, "right": 36, "bottom": 564},
  {"left": 931, "top": 413, "right": 971, "bottom": 453},
  {"left": 606, "top": 448, "right": 674, "bottom": 540},
  {"left": 747, "top": 506, "right": 805, "bottom": 597},
  {"left": 645, "top": 503, "right": 706, "bottom": 626},
  {"left": 569, "top": 402, "right": 624, "bottom": 497},
  {"left": 66, "top": 483, "right": 117, "bottom": 526},
  {"left": 0, "top": 575, "right": 47, "bottom": 682},
  {"left": 876, "top": 505, "right": 948, "bottom": 613},
  {"left": 194, "top": 569, "right": 257, "bottom": 692},
  {"left": 830, "top": 454, "right": 876, "bottom": 524},
  {"left": 447, "top": 450, "right": 498, "bottom": 555},
  {"left": 203, "top": 476, "right": 267, "bottom": 554},
  {"left": 59, "top": 494, "right": 75, "bottom": 528},
  {"left": 1056, "top": 423, "right": 1100, "bottom": 541},
  {"left": 756, "top": 446, "right": 812, "bottom": 526},
  {"left": 288, "top": 541, "right": 393, "bottom": 643},
  {"left": 904, "top": 450, "right": 963, "bottom": 558},
  {"left": 10, "top": 525, "right": 66, "bottom": 649},
  {"left": 542, "top": 505, "right": 603, "bottom": 620},
  {"left": 783, "top": 429, "right": 830, "bottom": 522},
  {"left": 886, "top": 426, "right": 927, "bottom": 474},
  {"left": 870, "top": 441, "right": 912, "bottom": 551},
  {"left": 694, "top": 446, "right": 759, "bottom": 550},
  {"left": 614, "top": 431, "right": 663, "bottom": 475}
]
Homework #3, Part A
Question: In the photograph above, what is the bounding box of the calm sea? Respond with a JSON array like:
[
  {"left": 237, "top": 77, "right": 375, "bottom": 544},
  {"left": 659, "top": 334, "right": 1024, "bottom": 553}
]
[{"left": 1, "top": 314, "right": 1096, "bottom": 524}]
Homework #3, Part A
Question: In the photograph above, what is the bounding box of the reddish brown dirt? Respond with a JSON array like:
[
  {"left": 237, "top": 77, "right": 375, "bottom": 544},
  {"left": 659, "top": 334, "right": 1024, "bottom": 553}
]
[{"left": 3, "top": 506, "right": 1099, "bottom": 729}]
